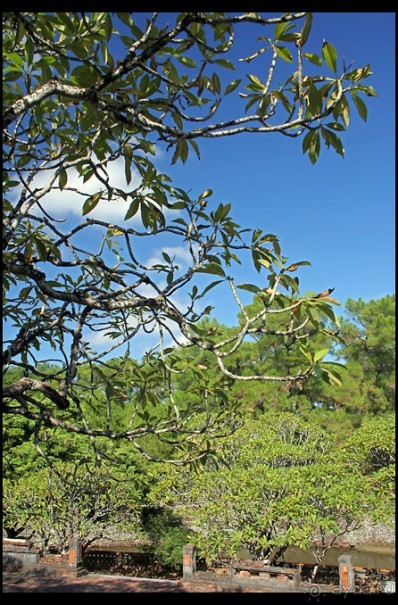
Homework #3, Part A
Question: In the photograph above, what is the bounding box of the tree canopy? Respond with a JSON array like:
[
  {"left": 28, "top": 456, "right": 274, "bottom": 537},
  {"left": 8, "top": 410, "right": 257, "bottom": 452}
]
[
  {"left": 3, "top": 12, "right": 377, "bottom": 461},
  {"left": 147, "top": 411, "right": 395, "bottom": 568}
]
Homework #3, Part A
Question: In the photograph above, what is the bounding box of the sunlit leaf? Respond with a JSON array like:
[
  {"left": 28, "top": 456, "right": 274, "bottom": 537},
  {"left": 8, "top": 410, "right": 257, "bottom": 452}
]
[
  {"left": 308, "top": 84, "right": 322, "bottom": 115},
  {"left": 322, "top": 41, "right": 337, "bottom": 74},
  {"left": 300, "top": 13, "right": 312, "bottom": 47},
  {"left": 275, "top": 46, "right": 293, "bottom": 63},
  {"left": 124, "top": 154, "right": 132, "bottom": 185},
  {"left": 247, "top": 74, "right": 265, "bottom": 91},
  {"left": 314, "top": 348, "right": 330, "bottom": 363},
  {"left": 322, "top": 368, "right": 342, "bottom": 386},
  {"left": 212, "top": 73, "right": 221, "bottom": 95},
  {"left": 34, "top": 237, "right": 48, "bottom": 261},
  {"left": 321, "top": 127, "right": 345, "bottom": 158},
  {"left": 325, "top": 121, "right": 345, "bottom": 131},
  {"left": 213, "top": 58, "right": 235, "bottom": 70},
  {"left": 351, "top": 92, "right": 368, "bottom": 122},
  {"left": 236, "top": 283, "right": 261, "bottom": 294},
  {"left": 214, "top": 203, "right": 231, "bottom": 222},
  {"left": 197, "top": 280, "right": 224, "bottom": 299},
  {"left": 299, "top": 346, "right": 313, "bottom": 363},
  {"left": 82, "top": 192, "right": 102, "bottom": 216},
  {"left": 58, "top": 168, "right": 68, "bottom": 191},
  {"left": 344, "top": 64, "right": 372, "bottom": 82},
  {"left": 303, "top": 53, "right": 322, "bottom": 67},
  {"left": 337, "top": 95, "right": 350, "bottom": 128},
  {"left": 225, "top": 78, "right": 241, "bottom": 95},
  {"left": 197, "top": 263, "right": 226, "bottom": 277},
  {"left": 70, "top": 65, "right": 99, "bottom": 86},
  {"left": 285, "top": 261, "right": 311, "bottom": 272},
  {"left": 308, "top": 131, "right": 320, "bottom": 164},
  {"left": 178, "top": 56, "right": 197, "bottom": 68},
  {"left": 199, "top": 189, "right": 213, "bottom": 200}
]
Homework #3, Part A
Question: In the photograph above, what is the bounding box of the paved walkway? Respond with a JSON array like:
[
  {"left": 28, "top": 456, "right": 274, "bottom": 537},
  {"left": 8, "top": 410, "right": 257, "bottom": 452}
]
[
  {"left": 3, "top": 573, "right": 187, "bottom": 593},
  {"left": 2, "top": 572, "right": 265, "bottom": 593}
]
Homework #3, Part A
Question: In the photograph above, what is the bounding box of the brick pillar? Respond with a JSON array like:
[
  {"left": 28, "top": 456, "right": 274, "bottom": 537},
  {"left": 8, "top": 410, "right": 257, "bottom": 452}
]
[
  {"left": 338, "top": 554, "right": 355, "bottom": 592},
  {"left": 183, "top": 544, "right": 196, "bottom": 579},
  {"left": 68, "top": 537, "right": 83, "bottom": 568}
]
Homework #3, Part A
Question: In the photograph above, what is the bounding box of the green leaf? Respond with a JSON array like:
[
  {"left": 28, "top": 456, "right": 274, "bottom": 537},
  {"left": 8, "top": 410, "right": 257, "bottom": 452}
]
[
  {"left": 139, "top": 139, "right": 156, "bottom": 155},
  {"left": 214, "top": 203, "right": 231, "bottom": 222},
  {"left": 170, "top": 201, "right": 186, "bottom": 210},
  {"left": 247, "top": 74, "right": 265, "bottom": 91},
  {"left": 17, "top": 155, "right": 31, "bottom": 168},
  {"left": 197, "top": 263, "right": 226, "bottom": 277},
  {"left": 188, "top": 139, "right": 201, "bottom": 160},
  {"left": 322, "top": 361, "right": 347, "bottom": 371},
  {"left": 197, "top": 280, "right": 224, "bottom": 299},
  {"left": 275, "top": 46, "right": 293, "bottom": 63},
  {"left": 322, "top": 41, "right": 337, "bottom": 74},
  {"left": 308, "top": 84, "right": 322, "bottom": 115},
  {"left": 82, "top": 192, "right": 102, "bottom": 216},
  {"left": 354, "top": 84, "right": 378, "bottom": 98},
  {"left": 322, "top": 368, "right": 342, "bottom": 386},
  {"left": 304, "top": 53, "right": 322, "bottom": 67},
  {"left": 344, "top": 64, "right": 372, "bottom": 82},
  {"left": 58, "top": 169, "right": 68, "bottom": 191},
  {"left": 302, "top": 129, "right": 315, "bottom": 154},
  {"left": 279, "top": 273, "right": 299, "bottom": 293},
  {"left": 34, "top": 238, "right": 48, "bottom": 261},
  {"left": 82, "top": 168, "right": 95, "bottom": 183},
  {"left": 172, "top": 111, "right": 183, "bottom": 129},
  {"left": 299, "top": 346, "right": 313, "bottom": 363},
  {"left": 285, "top": 261, "right": 311, "bottom": 272},
  {"left": 101, "top": 40, "right": 109, "bottom": 65},
  {"left": 199, "top": 189, "right": 213, "bottom": 200},
  {"left": 225, "top": 79, "right": 241, "bottom": 95},
  {"left": 300, "top": 13, "right": 312, "bottom": 47},
  {"left": 6, "top": 52, "right": 24, "bottom": 67},
  {"left": 245, "top": 95, "right": 261, "bottom": 112},
  {"left": 104, "top": 13, "right": 113, "bottom": 40},
  {"left": 321, "top": 128, "right": 345, "bottom": 158},
  {"left": 178, "top": 56, "right": 197, "bottom": 68},
  {"left": 236, "top": 283, "right": 261, "bottom": 294},
  {"left": 213, "top": 58, "right": 235, "bottom": 70},
  {"left": 124, "top": 154, "right": 132, "bottom": 185},
  {"left": 314, "top": 301, "right": 340, "bottom": 327},
  {"left": 70, "top": 65, "right": 99, "bottom": 87},
  {"left": 336, "top": 95, "right": 350, "bottom": 128},
  {"left": 325, "top": 121, "right": 345, "bottom": 131},
  {"left": 212, "top": 73, "right": 221, "bottom": 95},
  {"left": 274, "top": 21, "right": 293, "bottom": 40},
  {"left": 172, "top": 140, "right": 189, "bottom": 165},
  {"left": 308, "top": 131, "right": 320, "bottom": 164},
  {"left": 314, "top": 348, "right": 330, "bottom": 363},
  {"left": 124, "top": 198, "right": 139, "bottom": 220},
  {"left": 25, "top": 36, "right": 34, "bottom": 65},
  {"left": 351, "top": 92, "right": 367, "bottom": 122}
]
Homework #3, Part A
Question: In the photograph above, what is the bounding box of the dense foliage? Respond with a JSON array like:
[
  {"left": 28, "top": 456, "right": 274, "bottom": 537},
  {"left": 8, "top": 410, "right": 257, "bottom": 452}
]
[
  {"left": 147, "top": 411, "right": 395, "bottom": 569},
  {"left": 2, "top": 12, "right": 393, "bottom": 572},
  {"left": 3, "top": 11, "right": 376, "bottom": 461},
  {"left": 3, "top": 295, "right": 395, "bottom": 568}
]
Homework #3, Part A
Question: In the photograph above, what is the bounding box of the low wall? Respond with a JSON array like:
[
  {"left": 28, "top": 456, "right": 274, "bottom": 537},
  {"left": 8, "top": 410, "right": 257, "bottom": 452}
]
[{"left": 3, "top": 538, "right": 40, "bottom": 569}]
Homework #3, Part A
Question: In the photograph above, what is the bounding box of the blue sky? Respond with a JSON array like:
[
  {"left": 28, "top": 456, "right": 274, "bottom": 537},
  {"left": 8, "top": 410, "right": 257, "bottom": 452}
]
[
  {"left": 4, "top": 12, "right": 395, "bottom": 360},
  {"left": 94, "top": 11, "right": 395, "bottom": 330},
  {"left": 160, "top": 12, "right": 395, "bottom": 316}
]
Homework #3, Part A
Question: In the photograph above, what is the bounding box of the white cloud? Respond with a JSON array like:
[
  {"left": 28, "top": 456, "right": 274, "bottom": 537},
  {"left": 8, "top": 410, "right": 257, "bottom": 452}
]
[
  {"left": 32, "top": 157, "right": 141, "bottom": 224},
  {"left": 29, "top": 154, "right": 183, "bottom": 228},
  {"left": 146, "top": 245, "right": 196, "bottom": 269},
  {"left": 82, "top": 283, "right": 197, "bottom": 356}
]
